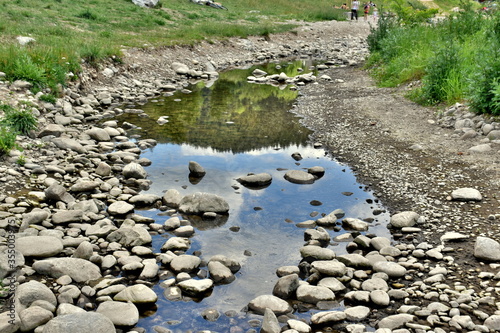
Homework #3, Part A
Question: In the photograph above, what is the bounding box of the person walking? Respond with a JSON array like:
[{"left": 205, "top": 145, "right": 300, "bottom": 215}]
[
  {"left": 363, "top": 2, "right": 370, "bottom": 21},
  {"left": 351, "top": 0, "right": 360, "bottom": 20}
]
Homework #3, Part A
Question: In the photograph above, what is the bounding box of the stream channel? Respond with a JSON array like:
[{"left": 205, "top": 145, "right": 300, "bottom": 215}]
[{"left": 112, "top": 60, "right": 391, "bottom": 332}]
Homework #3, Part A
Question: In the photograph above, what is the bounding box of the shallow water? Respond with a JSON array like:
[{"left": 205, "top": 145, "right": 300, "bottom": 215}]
[{"left": 113, "top": 60, "right": 391, "bottom": 332}]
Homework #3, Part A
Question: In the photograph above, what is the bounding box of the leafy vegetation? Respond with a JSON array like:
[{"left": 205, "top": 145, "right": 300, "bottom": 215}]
[
  {"left": 0, "top": 104, "right": 38, "bottom": 155},
  {"left": 367, "top": 0, "right": 500, "bottom": 115}
]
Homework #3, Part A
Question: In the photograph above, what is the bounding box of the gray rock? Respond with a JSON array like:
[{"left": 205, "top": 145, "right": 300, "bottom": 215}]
[
  {"left": 51, "top": 137, "right": 87, "bottom": 154},
  {"left": 42, "top": 312, "right": 116, "bottom": 333},
  {"left": 162, "top": 189, "right": 182, "bottom": 208},
  {"left": 342, "top": 218, "right": 369, "bottom": 231},
  {"left": 95, "top": 162, "right": 112, "bottom": 177},
  {"left": 261, "top": 308, "right": 281, "bottom": 333},
  {"left": 72, "top": 241, "right": 94, "bottom": 260},
  {"left": 38, "top": 124, "right": 65, "bottom": 138},
  {"left": 336, "top": 254, "right": 372, "bottom": 269},
  {"left": 370, "top": 237, "right": 391, "bottom": 250},
  {"left": 178, "top": 192, "right": 229, "bottom": 215},
  {"left": 20, "top": 208, "right": 50, "bottom": 230},
  {"left": 44, "top": 183, "right": 75, "bottom": 203},
  {"left": 114, "top": 284, "right": 158, "bottom": 303},
  {"left": 273, "top": 273, "right": 300, "bottom": 299},
  {"left": 123, "top": 162, "right": 147, "bottom": 179},
  {"left": 310, "top": 311, "right": 347, "bottom": 325},
  {"left": 361, "top": 277, "right": 389, "bottom": 292},
  {"left": 15, "top": 236, "right": 63, "bottom": 257},
  {"left": 344, "top": 306, "right": 370, "bottom": 321},
  {"left": 70, "top": 181, "right": 100, "bottom": 193},
  {"left": 296, "top": 284, "right": 335, "bottom": 303},
  {"left": 86, "top": 127, "right": 111, "bottom": 142},
  {"left": 284, "top": 170, "right": 316, "bottom": 184},
  {"left": 170, "top": 254, "right": 201, "bottom": 273},
  {"left": 318, "top": 277, "right": 346, "bottom": 292},
  {"left": 209, "top": 255, "right": 241, "bottom": 273},
  {"left": 86, "top": 219, "right": 117, "bottom": 237},
  {"left": 451, "top": 188, "right": 482, "bottom": 201},
  {"left": 474, "top": 236, "right": 500, "bottom": 262},
  {"left": 188, "top": 161, "right": 206, "bottom": 177},
  {"left": 19, "top": 306, "right": 53, "bottom": 331},
  {"left": 208, "top": 261, "right": 235, "bottom": 284},
  {"left": 484, "top": 315, "right": 500, "bottom": 331},
  {"left": 51, "top": 210, "right": 84, "bottom": 224},
  {"left": 237, "top": 173, "right": 273, "bottom": 188},
  {"left": 248, "top": 295, "right": 293, "bottom": 315},
  {"left": 0, "top": 310, "right": 20, "bottom": 333},
  {"left": 129, "top": 194, "right": 162, "bottom": 206},
  {"left": 107, "top": 201, "right": 134, "bottom": 215},
  {"left": 304, "top": 227, "right": 330, "bottom": 243},
  {"left": 377, "top": 314, "right": 415, "bottom": 329},
  {"left": 107, "top": 222, "right": 151, "bottom": 247},
  {"left": 161, "top": 237, "right": 190, "bottom": 252},
  {"left": 177, "top": 279, "right": 214, "bottom": 296},
  {"left": 311, "top": 260, "right": 347, "bottom": 277},
  {"left": 96, "top": 301, "right": 139, "bottom": 326},
  {"left": 0, "top": 248, "right": 24, "bottom": 279},
  {"left": 15, "top": 280, "right": 57, "bottom": 313},
  {"left": 390, "top": 211, "right": 419, "bottom": 228},
  {"left": 370, "top": 290, "right": 390, "bottom": 307},
  {"left": 372, "top": 261, "right": 407, "bottom": 278},
  {"left": 32, "top": 258, "right": 102, "bottom": 282},
  {"left": 300, "top": 245, "right": 335, "bottom": 260}
]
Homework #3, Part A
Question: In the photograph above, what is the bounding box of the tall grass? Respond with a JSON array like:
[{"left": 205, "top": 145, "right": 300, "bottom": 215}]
[{"left": 367, "top": 2, "right": 500, "bottom": 115}]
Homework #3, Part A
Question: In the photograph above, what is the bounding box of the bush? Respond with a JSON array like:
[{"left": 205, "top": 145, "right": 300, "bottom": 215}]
[
  {"left": 0, "top": 105, "right": 38, "bottom": 135},
  {"left": 0, "top": 125, "right": 17, "bottom": 155}
]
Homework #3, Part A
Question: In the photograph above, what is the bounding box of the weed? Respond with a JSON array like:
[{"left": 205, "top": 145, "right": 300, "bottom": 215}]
[
  {"left": 0, "top": 125, "right": 17, "bottom": 155},
  {"left": 76, "top": 9, "right": 98, "bottom": 21},
  {"left": 16, "top": 154, "right": 26, "bottom": 166},
  {"left": 39, "top": 94, "right": 57, "bottom": 103},
  {"left": 0, "top": 106, "right": 38, "bottom": 135}
]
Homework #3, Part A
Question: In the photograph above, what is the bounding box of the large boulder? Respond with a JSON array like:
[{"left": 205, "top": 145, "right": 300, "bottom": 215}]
[
  {"left": 15, "top": 236, "right": 63, "bottom": 257},
  {"left": 32, "top": 258, "right": 102, "bottom": 283},
  {"left": 178, "top": 192, "right": 229, "bottom": 215},
  {"left": 474, "top": 237, "right": 500, "bottom": 262}
]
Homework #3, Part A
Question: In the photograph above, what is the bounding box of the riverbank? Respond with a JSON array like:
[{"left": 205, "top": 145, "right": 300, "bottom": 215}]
[{"left": 0, "top": 19, "right": 499, "bottom": 332}]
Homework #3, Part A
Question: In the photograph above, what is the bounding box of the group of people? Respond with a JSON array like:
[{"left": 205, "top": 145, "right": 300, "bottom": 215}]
[{"left": 337, "top": 1, "right": 378, "bottom": 21}]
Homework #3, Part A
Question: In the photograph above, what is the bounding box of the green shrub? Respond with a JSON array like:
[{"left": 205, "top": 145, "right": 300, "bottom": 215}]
[
  {"left": 0, "top": 106, "right": 38, "bottom": 135},
  {"left": 0, "top": 125, "right": 17, "bottom": 155}
]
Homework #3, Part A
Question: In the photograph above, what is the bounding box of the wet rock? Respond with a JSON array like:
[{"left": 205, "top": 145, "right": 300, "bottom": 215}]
[
  {"left": 201, "top": 308, "right": 220, "bottom": 322},
  {"left": 451, "top": 187, "right": 482, "bottom": 201},
  {"left": 114, "top": 284, "right": 158, "bottom": 303},
  {"left": 474, "top": 236, "right": 500, "bottom": 262},
  {"left": 188, "top": 161, "right": 206, "bottom": 177},
  {"left": 284, "top": 170, "right": 315, "bottom": 184},
  {"left": 15, "top": 236, "right": 63, "bottom": 257},
  {"left": 177, "top": 278, "right": 214, "bottom": 296},
  {"left": 261, "top": 308, "right": 280, "bottom": 333},
  {"left": 170, "top": 254, "right": 201, "bottom": 273},
  {"left": 162, "top": 189, "right": 182, "bottom": 208},
  {"left": 248, "top": 295, "right": 293, "bottom": 315},
  {"left": 41, "top": 312, "right": 116, "bottom": 333},
  {"left": 96, "top": 301, "right": 139, "bottom": 326},
  {"left": 178, "top": 192, "right": 229, "bottom": 215},
  {"left": 273, "top": 273, "right": 300, "bottom": 299},
  {"left": 209, "top": 255, "right": 241, "bottom": 273},
  {"left": 237, "top": 173, "right": 273, "bottom": 188},
  {"left": 32, "top": 257, "right": 102, "bottom": 282},
  {"left": 308, "top": 166, "right": 325, "bottom": 178},
  {"left": 208, "top": 261, "right": 235, "bottom": 284}
]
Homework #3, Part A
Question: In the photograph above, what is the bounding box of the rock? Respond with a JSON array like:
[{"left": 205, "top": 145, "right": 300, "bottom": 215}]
[
  {"left": 0, "top": 310, "right": 20, "bottom": 333},
  {"left": 188, "top": 161, "right": 206, "bottom": 177},
  {"left": 209, "top": 255, "right": 241, "bottom": 273},
  {"left": 32, "top": 258, "right": 102, "bottom": 283},
  {"left": 344, "top": 306, "right": 370, "bottom": 321},
  {"left": 44, "top": 183, "right": 75, "bottom": 203},
  {"left": 177, "top": 279, "right": 214, "bottom": 296},
  {"left": 451, "top": 188, "right": 482, "bottom": 201},
  {"left": 0, "top": 248, "right": 24, "bottom": 279},
  {"left": 51, "top": 210, "right": 84, "bottom": 224},
  {"left": 300, "top": 245, "right": 335, "bottom": 260},
  {"left": 114, "top": 284, "right": 158, "bottom": 303},
  {"left": 15, "top": 281, "right": 57, "bottom": 313},
  {"left": 172, "top": 62, "right": 190, "bottom": 74},
  {"left": 336, "top": 254, "right": 372, "bottom": 269},
  {"left": 440, "top": 232, "right": 469, "bottom": 242},
  {"left": 261, "top": 308, "right": 280, "bottom": 333},
  {"left": 287, "top": 319, "right": 311, "bottom": 333},
  {"left": 51, "top": 137, "right": 87, "bottom": 154},
  {"left": 123, "top": 162, "right": 147, "bottom": 179},
  {"left": 296, "top": 284, "right": 335, "bottom": 303},
  {"left": 237, "top": 173, "right": 273, "bottom": 188},
  {"left": 342, "top": 218, "right": 369, "bottom": 231},
  {"left": 96, "top": 301, "right": 139, "bottom": 326},
  {"left": 390, "top": 211, "right": 420, "bottom": 228},
  {"left": 318, "top": 277, "right": 346, "bottom": 292},
  {"left": 284, "top": 170, "right": 316, "bottom": 184},
  {"left": 16, "top": 36, "right": 36, "bottom": 45},
  {"left": 72, "top": 241, "right": 94, "bottom": 260},
  {"left": 129, "top": 194, "right": 162, "bottom": 206},
  {"left": 311, "top": 260, "right": 347, "bottom": 277},
  {"left": 370, "top": 290, "right": 390, "bottom": 307},
  {"left": 310, "top": 311, "right": 347, "bottom": 325},
  {"left": 372, "top": 261, "right": 407, "bottom": 278},
  {"left": 70, "top": 181, "right": 100, "bottom": 193},
  {"left": 170, "top": 254, "right": 201, "bottom": 273},
  {"left": 15, "top": 236, "right": 63, "bottom": 257},
  {"left": 107, "top": 201, "right": 134, "bottom": 215},
  {"left": 248, "top": 295, "right": 293, "bottom": 315},
  {"left": 19, "top": 306, "right": 53, "bottom": 331},
  {"left": 474, "top": 236, "right": 500, "bottom": 262},
  {"left": 377, "top": 314, "right": 415, "bottom": 329},
  {"left": 85, "top": 127, "right": 111, "bottom": 142},
  {"left": 273, "top": 273, "right": 300, "bottom": 299},
  {"left": 162, "top": 189, "right": 182, "bottom": 208},
  {"left": 484, "top": 315, "right": 500, "bottom": 331},
  {"left": 107, "top": 223, "right": 152, "bottom": 247},
  {"left": 38, "top": 124, "right": 65, "bottom": 138},
  {"left": 208, "top": 261, "right": 235, "bottom": 283},
  {"left": 178, "top": 192, "right": 229, "bottom": 215},
  {"left": 42, "top": 312, "right": 116, "bottom": 333}
]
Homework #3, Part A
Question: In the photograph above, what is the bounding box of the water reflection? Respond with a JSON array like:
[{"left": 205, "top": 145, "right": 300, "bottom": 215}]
[{"left": 111, "top": 60, "right": 391, "bottom": 332}]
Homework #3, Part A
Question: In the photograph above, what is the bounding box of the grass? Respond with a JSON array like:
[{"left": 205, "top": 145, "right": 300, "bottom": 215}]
[{"left": 367, "top": 0, "right": 500, "bottom": 115}]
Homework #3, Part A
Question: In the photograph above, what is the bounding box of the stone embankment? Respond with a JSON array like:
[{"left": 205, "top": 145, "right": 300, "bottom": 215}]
[{"left": 0, "top": 20, "right": 499, "bottom": 333}]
